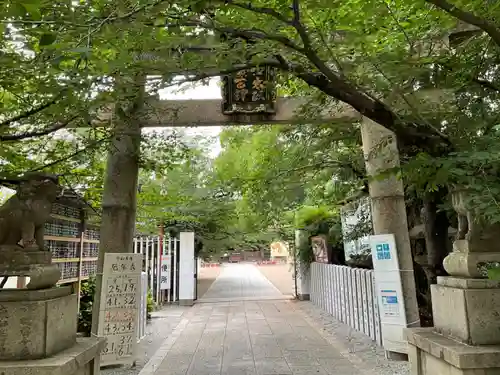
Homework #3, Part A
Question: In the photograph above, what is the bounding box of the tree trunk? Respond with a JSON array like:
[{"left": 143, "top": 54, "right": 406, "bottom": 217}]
[
  {"left": 422, "top": 193, "right": 450, "bottom": 283},
  {"left": 91, "top": 74, "right": 145, "bottom": 337}
]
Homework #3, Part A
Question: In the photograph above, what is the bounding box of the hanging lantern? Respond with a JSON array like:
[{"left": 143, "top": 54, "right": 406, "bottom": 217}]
[{"left": 221, "top": 65, "right": 277, "bottom": 115}]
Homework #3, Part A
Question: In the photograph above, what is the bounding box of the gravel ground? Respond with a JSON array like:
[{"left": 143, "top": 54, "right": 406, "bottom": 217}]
[
  {"left": 296, "top": 301, "right": 410, "bottom": 375},
  {"left": 197, "top": 266, "right": 221, "bottom": 298},
  {"left": 101, "top": 306, "right": 188, "bottom": 375},
  {"left": 256, "top": 264, "right": 295, "bottom": 296}
]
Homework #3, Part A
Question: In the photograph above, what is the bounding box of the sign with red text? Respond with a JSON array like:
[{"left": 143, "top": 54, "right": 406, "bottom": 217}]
[
  {"left": 160, "top": 255, "right": 171, "bottom": 290},
  {"left": 98, "top": 253, "right": 142, "bottom": 366}
]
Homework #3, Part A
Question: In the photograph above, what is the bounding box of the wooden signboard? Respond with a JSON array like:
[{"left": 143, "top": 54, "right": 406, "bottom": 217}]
[
  {"left": 98, "top": 253, "right": 142, "bottom": 367},
  {"left": 311, "top": 235, "right": 329, "bottom": 263},
  {"left": 160, "top": 254, "right": 171, "bottom": 290},
  {"left": 221, "top": 66, "right": 277, "bottom": 115}
]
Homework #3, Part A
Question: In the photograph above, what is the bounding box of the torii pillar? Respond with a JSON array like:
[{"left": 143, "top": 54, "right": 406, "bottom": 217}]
[{"left": 361, "top": 117, "right": 420, "bottom": 359}]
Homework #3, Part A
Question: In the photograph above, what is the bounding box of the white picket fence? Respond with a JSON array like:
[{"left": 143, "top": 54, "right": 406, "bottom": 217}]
[
  {"left": 310, "top": 262, "right": 382, "bottom": 346},
  {"left": 133, "top": 235, "right": 180, "bottom": 304},
  {"left": 137, "top": 272, "right": 147, "bottom": 342}
]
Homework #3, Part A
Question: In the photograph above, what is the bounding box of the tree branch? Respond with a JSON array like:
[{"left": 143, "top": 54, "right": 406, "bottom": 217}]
[
  {"left": 29, "top": 136, "right": 110, "bottom": 173},
  {"left": 274, "top": 55, "right": 452, "bottom": 150},
  {"left": 161, "top": 59, "right": 284, "bottom": 87},
  {"left": 289, "top": 0, "right": 342, "bottom": 86},
  {"left": 169, "top": 21, "right": 305, "bottom": 53},
  {"left": 425, "top": 0, "right": 500, "bottom": 47},
  {"left": 0, "top": 92, "right": 65, "bottom": 128},
  {"left": 223, "top": 0, "right": 292, "bottom": 24},
  {"left": 474, "top": 78, "right": 500, "bottom": 92},
  {"left": 0, "top": 115, "right": 79, "bottom": 142},
  {"left": 166, "top": 14, "right": 452, "bottom": 152}
]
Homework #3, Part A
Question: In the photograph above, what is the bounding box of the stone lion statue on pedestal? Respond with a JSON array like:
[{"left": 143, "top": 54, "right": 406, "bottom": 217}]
[{"left": 0, "top": 173, "right": 60, "bottom": 251}]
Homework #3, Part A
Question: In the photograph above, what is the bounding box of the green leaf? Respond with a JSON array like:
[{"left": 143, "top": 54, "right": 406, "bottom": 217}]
[
  {"left": 22, "top": 3, "right": 42, "bottom": 20},
  {"left": 68, "top": 47, "right": 92, "bottom": 54},
  {"left": 487, "top": 267, "right": 500, "bottom": 281},
  {"left": 154, "top": 17, "right": 166, "bottom": 27},
  {"left": 39, "top": 33, "right": 57, "bottom": 46}
]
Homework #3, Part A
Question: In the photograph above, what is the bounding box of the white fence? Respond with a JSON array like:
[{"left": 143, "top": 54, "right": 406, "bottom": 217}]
[
  {"left": 133, "top": 235, "right": 180, "bottom": 304},
  {"left": 137, "top": 272, "right": 147, "bottom": 342},
  {"left": 310, "top": 262, "right": 382, "bottom": 346}
]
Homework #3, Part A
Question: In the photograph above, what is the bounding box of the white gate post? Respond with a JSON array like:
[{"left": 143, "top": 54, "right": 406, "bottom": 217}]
[{"left": 179, "top": 232, "right": 195, "bottom": 306}]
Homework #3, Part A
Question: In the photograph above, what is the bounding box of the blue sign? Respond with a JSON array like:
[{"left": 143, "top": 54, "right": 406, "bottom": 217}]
[
  {"left": 383, "top": 296, "right": 398, "bottom": 304},
  {"left": 376, "top": 243, "right": 391, "bottom": 260}
]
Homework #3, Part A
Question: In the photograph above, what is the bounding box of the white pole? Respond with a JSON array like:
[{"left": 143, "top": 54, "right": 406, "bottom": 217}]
[
  {"left": 148, "top": 238, "right": 153, "bottom": 300},
  {"left": 173, "top": 237, "right": 178, "bottom": 302},
  {"left": 139, "top": 236, "right": 144, "bottom": 268},
  {"left": 167, "top": 236, "right": 171, "bottom": 303},
  {"left": 155, "top": 236, "right": 161, "bottom": 304}
]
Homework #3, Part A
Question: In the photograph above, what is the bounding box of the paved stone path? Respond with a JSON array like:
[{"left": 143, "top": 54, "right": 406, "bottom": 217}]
[
  {"left": 198, "top": 264, "right": 290, "bottom": 302},
  {"left": 140, "top": 264, "right": 365, "bottom": 375}
]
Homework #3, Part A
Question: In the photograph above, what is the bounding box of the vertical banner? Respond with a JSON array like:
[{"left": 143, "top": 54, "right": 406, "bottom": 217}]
[
  {"left": 160, "top": 254, "right": 171, "bottom": 290},
  {"left": 98, "top": 253, "right": 142, "bottom": 367}
]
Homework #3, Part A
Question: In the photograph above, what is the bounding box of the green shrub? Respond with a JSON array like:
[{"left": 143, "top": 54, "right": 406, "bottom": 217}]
[
  {"left": 294, "top": 206, "right": 337, "bottom": 269},
  {"left": 78, "top": 277, "right": 96, "bottom": 336},
  {"left": 147, "top": 289, "right": 154, "bottom": 319},
  {"left": 479, "top": 262, "right": 500, "bottom": 280},
  {"left": 78, "top": 278, "right": 153, "bottom": 332}
]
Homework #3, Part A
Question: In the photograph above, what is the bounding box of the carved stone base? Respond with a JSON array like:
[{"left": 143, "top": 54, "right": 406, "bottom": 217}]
[
  {"left": 406, "top": 328, "right": 500, "bottom": 375},
  {"left": 432, "top": 277, "right": 500, "bottom": 345},
  {"left": 26, "top": 264, "right": 62, "bottom": 290},
  {"left": 443, "top": 240, "right": 500, "bottom": 278},
  {"left": 0, "top": 247, "right": 60, "bottom": 289},
  {"left": 0, "top": 337, "right": 104, "bottom": 375},
  {"left": 406, "top": 276, "right": 500, "bottom": 375},
  {"left": 0, "top": 287, "right": 77, "bottom": 360},
  {"left": 0, "top": 247, "right": 52, "bottom": 274}
]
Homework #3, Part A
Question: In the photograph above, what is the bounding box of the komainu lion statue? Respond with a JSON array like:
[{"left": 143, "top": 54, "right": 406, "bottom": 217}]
[
  {"left": 0, "top": 174, "right": 60, "bottom": 251},
  {"left": 451, "top": 188, "right": 500, "bottom": 250}
]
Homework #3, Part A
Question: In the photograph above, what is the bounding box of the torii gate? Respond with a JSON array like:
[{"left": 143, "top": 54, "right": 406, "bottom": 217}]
[
  {"left": 95, "top": 96, "right": 360, "bottom": 127},
  {"left": 93, "top": 71, "right": 419, "bottom": 360}
]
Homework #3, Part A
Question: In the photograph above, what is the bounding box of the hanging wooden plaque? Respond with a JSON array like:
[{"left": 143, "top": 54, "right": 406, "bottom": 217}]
[{"left": 221, "top": 65, "right": 277, "bottom": 115}]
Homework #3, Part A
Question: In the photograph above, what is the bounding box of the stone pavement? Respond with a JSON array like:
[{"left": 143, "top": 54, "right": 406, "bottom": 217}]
[
  {"left": 198, "top": 264, "right": 291, "bottom": 302},
  {"left": 138, "top": 264, "right": 407, "bottom": 375}
]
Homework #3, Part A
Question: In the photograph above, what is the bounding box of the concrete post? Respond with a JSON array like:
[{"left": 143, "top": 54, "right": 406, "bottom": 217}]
[
  {"left": 361, "top": 117, "right": 420, "bottom": 359},
  {"left": 179, "top": 232, "right": 195, "bottom": 306}
]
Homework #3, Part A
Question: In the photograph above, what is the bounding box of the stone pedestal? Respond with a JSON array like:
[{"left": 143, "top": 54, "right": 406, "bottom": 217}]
[
  {"left": 0, "top": 337, "right": 104, "bottom": 375},
  {"left": 0, "top": 248, "right": 61, "bottom": 290},
  {"left": 406, "top": 277, "right": 500, "bottom": 375},
  {"left": 0, "top": 287, "right": 77, "bottom": 360},
  {"left": 0, "top": 287, "right": 104, "bottom": 374}
]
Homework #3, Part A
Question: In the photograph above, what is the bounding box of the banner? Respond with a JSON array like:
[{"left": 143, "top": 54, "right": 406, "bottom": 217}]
[{"left": 160, "top": 255, "right": 171, "bottom": 290}]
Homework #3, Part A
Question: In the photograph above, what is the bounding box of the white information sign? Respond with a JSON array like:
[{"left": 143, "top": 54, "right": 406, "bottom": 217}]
[
  {"left": 380, "top": 289, "right": 400, "bottom": 317},
  {"left": 160, "top": 255, "right": 171, "bottom": 290},
  {"left": 98, "top": 253, "right": 142, "bottom": 366},
  {"left": 370, "top": 234, "right": 408, "bottom": 355}
]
